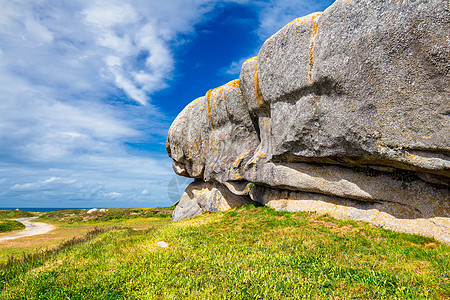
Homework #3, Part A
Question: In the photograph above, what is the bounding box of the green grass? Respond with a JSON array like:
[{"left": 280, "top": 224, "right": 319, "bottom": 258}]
[
  {"left": 38, "top": 207, "right": 173, "bottom": 223},
  {"left": 0, "top": 221, "right": 25, "bottom": 233},
  {"left": 0, "top": 210, "right": 33, "bottom": 219},
  {"left": 0, "top": 208, "right": 174, "bottom": 265},
  {"left": 1, "top": 205, "right": 449, "bottom": 299}
]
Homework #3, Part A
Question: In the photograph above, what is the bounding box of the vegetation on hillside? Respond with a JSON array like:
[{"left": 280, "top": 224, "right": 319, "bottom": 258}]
[
  {"left": 0, "top": 221, "right": 25, "bottom": 233},
  {"left": 38, "top": 207, "right": 173, "bottom": 223},
  {"left": 0, "top": 209, "right": 173, "bottom": 266},
  {"left": 0, "top": 210, "right": 33, "bottom": 219},
  {"left": 1, "top": 205, "right": 448, "bottom": 299}
]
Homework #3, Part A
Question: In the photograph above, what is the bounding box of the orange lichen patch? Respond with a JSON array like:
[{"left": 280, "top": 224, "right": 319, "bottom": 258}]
[
  {"left": 210, "top": 85, "right": 224, "bottom": 105},
  {"left": 204, "top": 79, "right": 244, "bottom": 129},
  {"left": 225, "top": 79, "right": 240, "bottom": 89},
  {"left": 211, "top": 80, "right": 241, "bottom": 123},
  {"left": 400, "top": 131, "right": 432, "bottom": 143},
  {"left": 219, "top": 86, "right": 231, "bottom": 121},
  {"left": 309, "top": 15, "right": 320, "bottom": 69},
  {"left": 253, "top": 66, "right": 264, "bottom": 107},
  {"left": 263, "top": 117, "right": 269, "bottom": 129},
  {"left": 232, "top": 171, "right": 243, "bottom": 180},
  {"left": 307, "top": 13, "right": 321, "bottom": 84},
  {"left": 257, "top": 151, "right": 267, "bottom": 159},
  {"left": 233, "top": 150, "right": 249, "bottom": 168},
  {"left": 193, "top": 139, "right": 201, "bottom": 152},
  {"left": 187, "top": 97, "right": 201, "bottom": 110},
  {"left": 244, "top": 56, "right": 258, "bottom": 64},
  {"left": 286, "top": 13, "right": 320, "bottom": 29},
  {"left": 206, "top": 89, "right": 214, "bottom": 129},
  {"left": 404, "top": 132, "right": 414, "bottom": 142}
]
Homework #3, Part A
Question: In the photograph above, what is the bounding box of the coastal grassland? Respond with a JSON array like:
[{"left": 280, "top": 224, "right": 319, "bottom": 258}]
[
  {"left": 0, "top": 210, "right": 34, "bottom": 236},
  {"left": 37, "top": 207, "right": 173, "bottom": 223},
  {"left": 0, "top": 208, "right": 173, "bottom": 264},
  {"left": 0, "top": 220, "right": 25, "bottom": 233},
  {"left": 1, "top": 205, "right": 448, "bottom": 299},
  {"left": 0, "top": 210, "right": 34, "bottom": 219}
]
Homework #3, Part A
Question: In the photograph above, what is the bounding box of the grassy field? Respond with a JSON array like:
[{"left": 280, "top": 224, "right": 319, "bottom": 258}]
[
  {"left": 0, "top": 205, "right": 449, "bottom": 299},
  {"left": 0, "top": 208, "right": 173, "bottom": 265}
]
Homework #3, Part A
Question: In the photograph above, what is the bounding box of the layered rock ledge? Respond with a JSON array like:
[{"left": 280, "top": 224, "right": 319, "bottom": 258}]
[{"left": 166, "top": 0, "right": 450, "bottom": 242}]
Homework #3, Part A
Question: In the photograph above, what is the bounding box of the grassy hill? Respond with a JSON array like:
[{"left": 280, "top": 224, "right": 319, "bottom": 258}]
[
  {"left": 0, "top": 220, "right": 25, "bottom": 233},
  {"left": 0, "top": 210, "right": 32, "bottom": 234},
  {"left": 37, "top": 207, "right": 173, "bottom": 223},
  {"left": 0, "top": 210, "right": 33, "bottom": 219},
  {"left": 0, "top": 205, "right": 449, "bottom": 299}
]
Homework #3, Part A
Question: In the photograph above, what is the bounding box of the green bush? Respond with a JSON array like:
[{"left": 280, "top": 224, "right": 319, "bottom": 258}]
[{"left": 0, "top": 220, "right": 25, "bottom": 233}]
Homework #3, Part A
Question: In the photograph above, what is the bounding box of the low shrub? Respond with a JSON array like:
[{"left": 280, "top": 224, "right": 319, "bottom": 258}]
[{"left": 0, "top": 220, "right": 25, "bottom": 233}]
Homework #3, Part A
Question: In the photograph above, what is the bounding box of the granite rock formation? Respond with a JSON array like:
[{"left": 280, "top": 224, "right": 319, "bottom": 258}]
[{"left": 166, "top": 0, "right": 450, "bottom": 242}]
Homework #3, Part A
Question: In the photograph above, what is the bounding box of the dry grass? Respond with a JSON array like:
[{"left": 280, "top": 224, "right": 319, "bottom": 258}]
[{"left": 0, "top": 215, "right": 171, "bottom": 264}]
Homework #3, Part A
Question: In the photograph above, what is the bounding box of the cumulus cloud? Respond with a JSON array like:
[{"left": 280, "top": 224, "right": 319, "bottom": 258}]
[
  {"left": 0, "top": 0, "right": 217, "bottom": 208},
  {"left": 10, "top": 177, "right": 76, "bottom": 191},
  {"left": 0, "top": 0, "right": 219, "bottom": 107}
]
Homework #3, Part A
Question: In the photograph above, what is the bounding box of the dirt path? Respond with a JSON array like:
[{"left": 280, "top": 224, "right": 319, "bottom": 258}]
[{"left": 0, "top": 217, "right": 54, "bottom": 242}]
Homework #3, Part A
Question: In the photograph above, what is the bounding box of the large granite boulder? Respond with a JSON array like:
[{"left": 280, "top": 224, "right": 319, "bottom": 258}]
[{"left": 166, "top": 0, "right": 449, "bottom": 242}]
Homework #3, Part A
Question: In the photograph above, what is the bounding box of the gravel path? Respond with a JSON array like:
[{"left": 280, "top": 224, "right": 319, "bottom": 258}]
[{"left": 0, "top": 217, "right": 54, "bottom": 242}]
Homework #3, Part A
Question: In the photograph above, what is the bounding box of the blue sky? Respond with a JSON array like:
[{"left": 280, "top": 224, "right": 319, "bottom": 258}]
[{"left": 0, "top": 0, "right": 334, "bottom": 208}]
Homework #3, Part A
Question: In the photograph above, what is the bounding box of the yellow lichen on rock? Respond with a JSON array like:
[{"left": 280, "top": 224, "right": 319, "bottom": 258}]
[
  {"left": 307, "top": 13, "right": 322, "bottom": 84},
  {"left": 253, "top": 66, "right": 264, "bottom": 107},
  {"left": 233, "top": 150, "right": 249, "bottom": 168},
  {"left": 206, "top": 89, "right": 214, "bottom": 129}
]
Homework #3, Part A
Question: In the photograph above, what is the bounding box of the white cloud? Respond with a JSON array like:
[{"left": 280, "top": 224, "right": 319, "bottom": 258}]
[
  {"left": 24, "top": 19, "right": 54, "bottom": 44},
  {"left": 0, "top": 0, "right": 219, "bottom": 107},
  {"left": 83, "top": 3, "right": 138, "bottom": 29},
  {"left": 10, "top": 177, "right": 75, "bottom": 191},
  {"left": 0, "top": 0, "right": 218, "bottom": 208},
  {"left": 43, "top": 177, "right": 61, "bottom": 184},
  {"left": 106, "top": 192, "right": 121, "bottom": 197}
]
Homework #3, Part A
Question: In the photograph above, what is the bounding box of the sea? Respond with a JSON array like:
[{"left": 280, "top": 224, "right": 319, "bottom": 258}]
[{"left": 0, "top": 207, "right": 85, "bottom": 212}]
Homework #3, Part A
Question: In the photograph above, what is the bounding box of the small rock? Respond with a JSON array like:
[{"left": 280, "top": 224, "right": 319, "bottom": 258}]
[{"left": 157, "top": 241, "right": 168, "bottom": 248}]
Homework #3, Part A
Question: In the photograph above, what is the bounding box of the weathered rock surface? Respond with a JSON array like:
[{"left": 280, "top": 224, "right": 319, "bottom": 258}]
[
  {"left": 172, "top": 180, "right": 254, "bottom": 221},
  {"left": 166, "top": 0, "right": 449, "bottom": 242}
]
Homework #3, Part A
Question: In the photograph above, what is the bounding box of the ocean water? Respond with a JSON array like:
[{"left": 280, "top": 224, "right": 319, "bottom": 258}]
[{"left": 0, "top": 207, "right": 84, "bottom": 212}]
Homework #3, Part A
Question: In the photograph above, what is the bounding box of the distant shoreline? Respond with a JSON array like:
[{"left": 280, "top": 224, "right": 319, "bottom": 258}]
[{"left": 0, "top": 208, "right": 87, "bottom": 212}]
